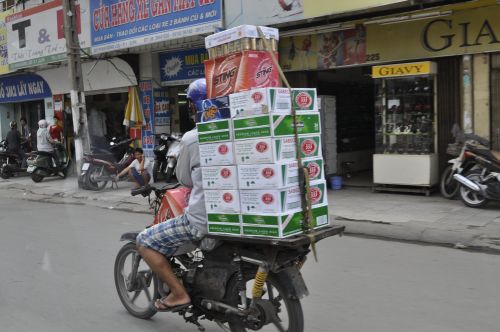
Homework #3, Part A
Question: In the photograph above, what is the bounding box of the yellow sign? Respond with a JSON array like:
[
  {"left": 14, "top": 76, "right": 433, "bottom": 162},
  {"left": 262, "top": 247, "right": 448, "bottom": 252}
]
[
  {"left": 366, "top": 4, "right": 500, "bottom": 63},
  {"left": 0, "top": 9, "right": 12, "bottom": 75},
  {"left": 304, "top": 0, "right": 406, "bottom": 18},
  {"left": 372, "top": 61, "right": 435, "bottom": 78}
]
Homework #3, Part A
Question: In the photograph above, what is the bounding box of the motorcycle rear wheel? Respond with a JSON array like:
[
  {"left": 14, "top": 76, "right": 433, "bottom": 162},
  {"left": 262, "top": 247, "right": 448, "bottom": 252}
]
[
  {"left": 152, "top": 161, "right": 160, "bottom": 182},
  {"left": 221, "top": 271, "right": 304, "bottom": 332},
  {"left": 85, "top": 165, "right": 108, "bottom": 191},
  {"left": 440, "top": 165, "right": 459, "bottom": 199},
  {"left": 31, "top": 172, "right": 44, "bottom": 183},
  {"left": 459, "top": 172, "right": 488, "bottom": 208},
  {"left": 114, "top": 242, "right": 159, "bottom": 319},
  {"left": 0, "top": 166, "right": 11, "bottom": 179}
]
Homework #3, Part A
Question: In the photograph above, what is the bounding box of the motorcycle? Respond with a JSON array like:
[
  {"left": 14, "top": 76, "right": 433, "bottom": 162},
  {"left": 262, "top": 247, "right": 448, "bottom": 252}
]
[
  {"left": 114, "top": 184, "right": 344, "bottom": 332},
  {"left": 0, "top": 139, "right": 28, "bottom": 179},
  {"left": 26, "top": 142, "right": 71, "bottom": 182},
  {"left": 152, "top": 133, "right": 182, "bottom": 183},
  {"left": 440, "top": 127, "right": 489, "bottom": 199},
  {"left": 80, "top": 137, "right": 136, "bottom": 191},
  {"left": 454, "top": 146, "right": 500, "bottom": 208}
]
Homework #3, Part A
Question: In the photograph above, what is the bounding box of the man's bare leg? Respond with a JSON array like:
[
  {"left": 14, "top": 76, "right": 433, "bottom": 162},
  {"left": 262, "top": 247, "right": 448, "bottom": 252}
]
[{"left": 137, "top": 245, "right": 190, "bottom": 307}]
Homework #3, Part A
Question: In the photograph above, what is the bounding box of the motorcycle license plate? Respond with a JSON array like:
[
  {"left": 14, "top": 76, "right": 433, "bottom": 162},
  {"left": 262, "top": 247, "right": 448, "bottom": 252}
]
[
  {"left": 81, "top": 163, "right": 90, "bottom": 171},
  {"left": 27, "top": 166, "right": 35, "bottom": 173}
]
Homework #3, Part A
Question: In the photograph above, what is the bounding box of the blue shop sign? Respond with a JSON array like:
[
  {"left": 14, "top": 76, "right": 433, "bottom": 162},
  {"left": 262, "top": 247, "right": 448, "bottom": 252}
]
[
  {"left": 159, "top": 48, "right": 208, "bottom": 86},
  {"left": 0, "top": 74, "right": 52, "bottom": 103},
  {"left": 90, "top": 0, "right": 222, "bottom": 54}
]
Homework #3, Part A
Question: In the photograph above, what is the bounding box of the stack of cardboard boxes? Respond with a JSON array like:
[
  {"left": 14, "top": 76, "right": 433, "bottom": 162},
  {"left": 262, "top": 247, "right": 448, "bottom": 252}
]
[{"left": 198, "top": 26, "right": 329, "bottom": 238}]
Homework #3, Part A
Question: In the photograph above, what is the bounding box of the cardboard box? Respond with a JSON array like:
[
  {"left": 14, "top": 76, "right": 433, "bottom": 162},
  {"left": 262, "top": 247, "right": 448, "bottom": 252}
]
[
  {"left": 229, "top": 87, "right": 291, "bottom": 117},
  {"left": 239, "top": 180, "right": 327, "bottom": 214},
  {"left": 241, "top": 204, "right": 330, "bottom": 238},
  {"left": 232, "top": 113, "right": 321, "bottom": 140},
  {"left": 199, "top": 142, "right": 235, "bottom": 166},
  {"left": 292, "top": 88, "right": 318, "bottom": 111},
  {"left": 201, "top": 165, "right": 238, "bottom": 189},
  {"left": 303, "top": 157, "right": 325, "bottom": 182},
  {"left": 204, "top": 51, "right": 280, "bottom": 98},
  {"left": 208, "top": 223, "right": 242, "bottom": 236},
  {"left": 197, "top": 119, "right": 232, "bottom": 144},
  {"left": 205, "top": 189, "right": 241, "bottom": 214},
  {"left": 196, "top": 96, "right": 233, "bottom": 123},
  {"left": 234, "top": 136, "right": 322, "bottom": 164},
  {"left": 205, "top": 25, "right": 279, "bottom": 49}
]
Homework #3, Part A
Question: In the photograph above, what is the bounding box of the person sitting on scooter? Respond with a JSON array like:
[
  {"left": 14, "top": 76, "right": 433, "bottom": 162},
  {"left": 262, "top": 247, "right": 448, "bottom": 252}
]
[
  {"left": 36, "top": 119, "right": 59, "bottom": 166},
  {"left": 114, "top": 147, "right": 152, "bottom": 188},
  {"left": 5, "top": 121, "right": 22, "bottom": 158},
  {"left": 136, "top": 78, "right": 208, "bottom": 312}
]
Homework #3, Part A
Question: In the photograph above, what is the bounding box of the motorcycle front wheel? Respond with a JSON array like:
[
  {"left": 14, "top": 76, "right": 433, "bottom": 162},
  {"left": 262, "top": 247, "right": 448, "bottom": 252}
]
[
  {"left": 114, "top": 242, "right": 159, "bottom": 319},
  {"left": 459, "top": 172, "right": 488, "bottom": 208},
  {"left": 440, "top": 165, "right": 459, "bottom": 199},
  {"left": 0, "top": 165, "right": 11, "bottom": 179},
  {"left": 220, "top": 271, "right": 304, "bottom": 332},
  {"left": 31, "top": 171, "right": 44, "bottom": 183},
  {"left": 85, "top": 165, "right": 108, "bottom": 191}
]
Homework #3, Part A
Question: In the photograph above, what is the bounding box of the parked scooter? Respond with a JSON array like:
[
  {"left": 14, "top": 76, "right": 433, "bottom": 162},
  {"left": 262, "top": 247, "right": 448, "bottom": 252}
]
[
  {"left": 26, "top": 142, "right": 71, "bottom": 182},
  {"left": 80, "top": 137, "right": 136, "bottom": 191},
  {"left": 152, "top": 132, "right": 182, "bottom": 183},
  {"left": 0, "top": 140, "right": 28, "bottom": 179},
  {"left": 440, "top": 126, "right": 489, "bottom": 198},
  {"left": 454, "top": 146, "right": 500, "bottom": 208}
]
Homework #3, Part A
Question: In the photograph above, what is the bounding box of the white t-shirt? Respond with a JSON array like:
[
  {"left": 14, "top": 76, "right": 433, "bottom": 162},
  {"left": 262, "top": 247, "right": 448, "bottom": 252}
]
[{"left": 128, "top": 157, "right": 153, "bottom": 183}]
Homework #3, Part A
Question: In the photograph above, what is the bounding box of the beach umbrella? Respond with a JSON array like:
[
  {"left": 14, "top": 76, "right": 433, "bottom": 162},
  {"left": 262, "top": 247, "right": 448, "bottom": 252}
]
[{"left": 123, "top": 86, "right": 145, "bottom": 127}]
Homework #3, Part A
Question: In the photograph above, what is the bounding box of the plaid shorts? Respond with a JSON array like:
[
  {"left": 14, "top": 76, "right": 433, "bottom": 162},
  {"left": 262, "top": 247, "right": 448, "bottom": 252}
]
[{"left": 136, "top": 214, "right": 201, "bottom": 256}]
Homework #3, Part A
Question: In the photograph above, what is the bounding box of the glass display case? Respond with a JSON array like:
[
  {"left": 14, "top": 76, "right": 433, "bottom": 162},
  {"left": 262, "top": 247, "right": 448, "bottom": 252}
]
[{"left": 372, "top": 62, "right": 439, "bottom": 191}]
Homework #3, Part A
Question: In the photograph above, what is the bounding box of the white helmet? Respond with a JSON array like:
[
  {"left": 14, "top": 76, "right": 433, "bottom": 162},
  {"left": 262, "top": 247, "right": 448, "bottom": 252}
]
[{"left": 38, "top": 119, "right": 48, "bottom": 128}]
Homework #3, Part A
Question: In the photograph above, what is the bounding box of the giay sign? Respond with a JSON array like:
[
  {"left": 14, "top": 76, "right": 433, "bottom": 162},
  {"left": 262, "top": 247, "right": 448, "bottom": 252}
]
[{"left": 6, "top": 0, "right": 90, "bottom": 70}]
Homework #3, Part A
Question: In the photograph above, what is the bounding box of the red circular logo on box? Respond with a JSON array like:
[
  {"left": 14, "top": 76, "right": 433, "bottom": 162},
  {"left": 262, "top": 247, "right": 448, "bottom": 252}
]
[
  {"left": 309, "top": 187, "right": 322, "bottom": 203},
  {"left": 295, "top": 92, "right": 312, "bottom": 109},
  {"left": 252, "top": 92, "right": 263, "bottom": 103},
  {"left": 262, "top": 193, "right": 274, "bottom": 204},
  {"left": 256, "top": 141, "right": 268, "bottom": 153},
  {"left": 307, "top": 162, "right": 320, "bottom": 179},
  {"left": 218, "top": 144, "right": 229, "bottom": 155},
  {"left": 223, "top": 192, "right": 233, "bottom": 203},
  {"left": 301, "top": 139, "right": 317, "bottom": 156},
  {"left": 220, "top": 168, "right": 231, "bottom": 178},
  {"left": 262, "top": 168, "right": 275, "bottom": 178}
]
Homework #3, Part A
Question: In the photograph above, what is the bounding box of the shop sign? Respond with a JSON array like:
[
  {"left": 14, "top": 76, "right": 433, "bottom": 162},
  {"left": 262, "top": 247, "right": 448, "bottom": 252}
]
[
  {"left": 159, "top": 48, "right": 208, "bottom": 86},
  {"left": 225, "top": 0, "right": 304, "bottom": 28},
  {"left": 372, "top": 61, "right": 435, "bottom": 78},
  {"left": 0, "top": 9, "right": 13, "bottom": 75},
  {"left": 303, "top": 0, "right": 406, "bottom": 18},
  {"left": 139, "top": 80, "right": 155, "bottom": 158},
  {"left": 90, "top": 0, "right": 222, "bottom": 54},
  {"left": 6, "top": 0, "right": 90, "bottom": 70},
  {"left": 153, "top": 89, "right": 170, "bottom": 134},
  {"left": 0, "top": 74, "right": 51, "bottom": 103},
  {"left": 278, "top": 25, "right": 366, "bottom": 71},
  {"left": 366, "top": 4, "right": 500, "bottom": 63}
]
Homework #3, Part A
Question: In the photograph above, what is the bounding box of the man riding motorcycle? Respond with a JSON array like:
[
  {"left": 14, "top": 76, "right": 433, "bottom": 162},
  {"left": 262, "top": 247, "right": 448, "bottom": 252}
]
[
  {"left": 36, "top": 119, "right": 59, "bottom": 166},
  {"left": 136, "top": 78, "right": 207, "bottom": 312},
  {"left": 5, "top": 121, "right": 22, "bottom": 158}
]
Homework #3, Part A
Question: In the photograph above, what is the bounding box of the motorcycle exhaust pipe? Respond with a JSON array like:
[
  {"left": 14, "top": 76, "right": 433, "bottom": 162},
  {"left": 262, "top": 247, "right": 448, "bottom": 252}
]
[
  {"left": 200, "top": 299, "right": 244, "bottom": 316},
  {"left": 453, "top": 174, "right": 481, "bottom": 192}
]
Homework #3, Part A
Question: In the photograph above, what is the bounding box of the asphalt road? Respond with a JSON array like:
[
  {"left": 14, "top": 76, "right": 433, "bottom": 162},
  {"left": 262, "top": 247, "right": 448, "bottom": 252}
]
[{"left": 1, "top": 197, "right": 499, "bottom": 332}]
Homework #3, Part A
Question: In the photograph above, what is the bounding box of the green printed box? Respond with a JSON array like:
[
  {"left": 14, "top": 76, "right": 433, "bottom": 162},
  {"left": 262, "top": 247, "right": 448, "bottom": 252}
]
[
  {"left": 208, "top": 223, "right": 242, "bottom": 236},
  {"left": 292, "top": 88, "right": 318, "bottom": 111},
  {"left": 241, "top": 204, "right": 330, "bottom": 238},
  {"left": 273, "top": 135, "right": 322, "bottom": 160},
  {"left": 233, "top": 115, "right": 272, "bottom": 140},
  {"left": 207, "top": 213, "right": 241, "bottom": 223},
  {"left": 303, "top": 157, "right": 325, "bottom": 182},
  {"left": 197, "top": 119, "right": 232, "bottom": 143}
]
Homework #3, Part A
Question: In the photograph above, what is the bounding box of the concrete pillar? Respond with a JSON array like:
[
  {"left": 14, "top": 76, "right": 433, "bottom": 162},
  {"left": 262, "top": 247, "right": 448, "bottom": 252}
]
[
  {"left": 462, "top": 55, "right": 474, "bottom": 134},
  {"left": 473, "top": 54, "right": 490, "bottom": 139}
]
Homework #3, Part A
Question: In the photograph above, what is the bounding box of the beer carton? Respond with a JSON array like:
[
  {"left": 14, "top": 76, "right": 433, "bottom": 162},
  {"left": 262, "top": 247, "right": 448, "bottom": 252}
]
[
  {"left": 292, "top": 88, "right": 318, "bottom": 111},
  {"left": 201, "top": 165, "right": 238, "bottom": 189},
  {"left": 204, "top": 50, "right": 280, "bottom": 98},
  {"left": 239, "top": 180, "right": 328, "bottom": 214},
  {"left": 237, "top": 157, "right": 324, "bottom": 189},
  {"left": 232, "top": 113, "right": 321, "bottom": 140},
  {"left": 234, "top": 136, "right": 322, "bottom": 164},
  {"left": 205, "top": 190, "right": 241, "bottom": 214},
  {"left": 199, "top": 142, "right": 235, "bottom": 166},
  {"left": 205, "top": 25, "right": 279, "bottom": 49},
  {"left": 229, "top": 88, "right": 291, "bottom": 116},
  {"left": 197, "top": 119, "right": 232, "bottom": 144},
  {"left": 241, "top": 204, "right": 330, "bottom": 238},
  {"left": 196, "top": 96, "right": 233, "bottom": 123},
  {"left": 207, "top": 213, "right": 241, "bottom": 235}
]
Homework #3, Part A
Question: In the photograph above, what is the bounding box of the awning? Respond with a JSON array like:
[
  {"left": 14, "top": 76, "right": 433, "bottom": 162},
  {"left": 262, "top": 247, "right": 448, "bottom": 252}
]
[{"left": 38, "top": 57, "right": 137, "bottom": 95}]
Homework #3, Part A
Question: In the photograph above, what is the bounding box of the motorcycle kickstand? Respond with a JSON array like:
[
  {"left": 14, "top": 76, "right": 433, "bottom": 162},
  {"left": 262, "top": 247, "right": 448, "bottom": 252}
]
[{"left": 182, "top": 312, "right": 205, "bottom": 332}]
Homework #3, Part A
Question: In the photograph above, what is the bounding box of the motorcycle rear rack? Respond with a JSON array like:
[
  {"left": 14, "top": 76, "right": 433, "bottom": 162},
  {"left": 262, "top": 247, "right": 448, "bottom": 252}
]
[{"left": 206, "top": 225, "right": 345, "bottom": 248}]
